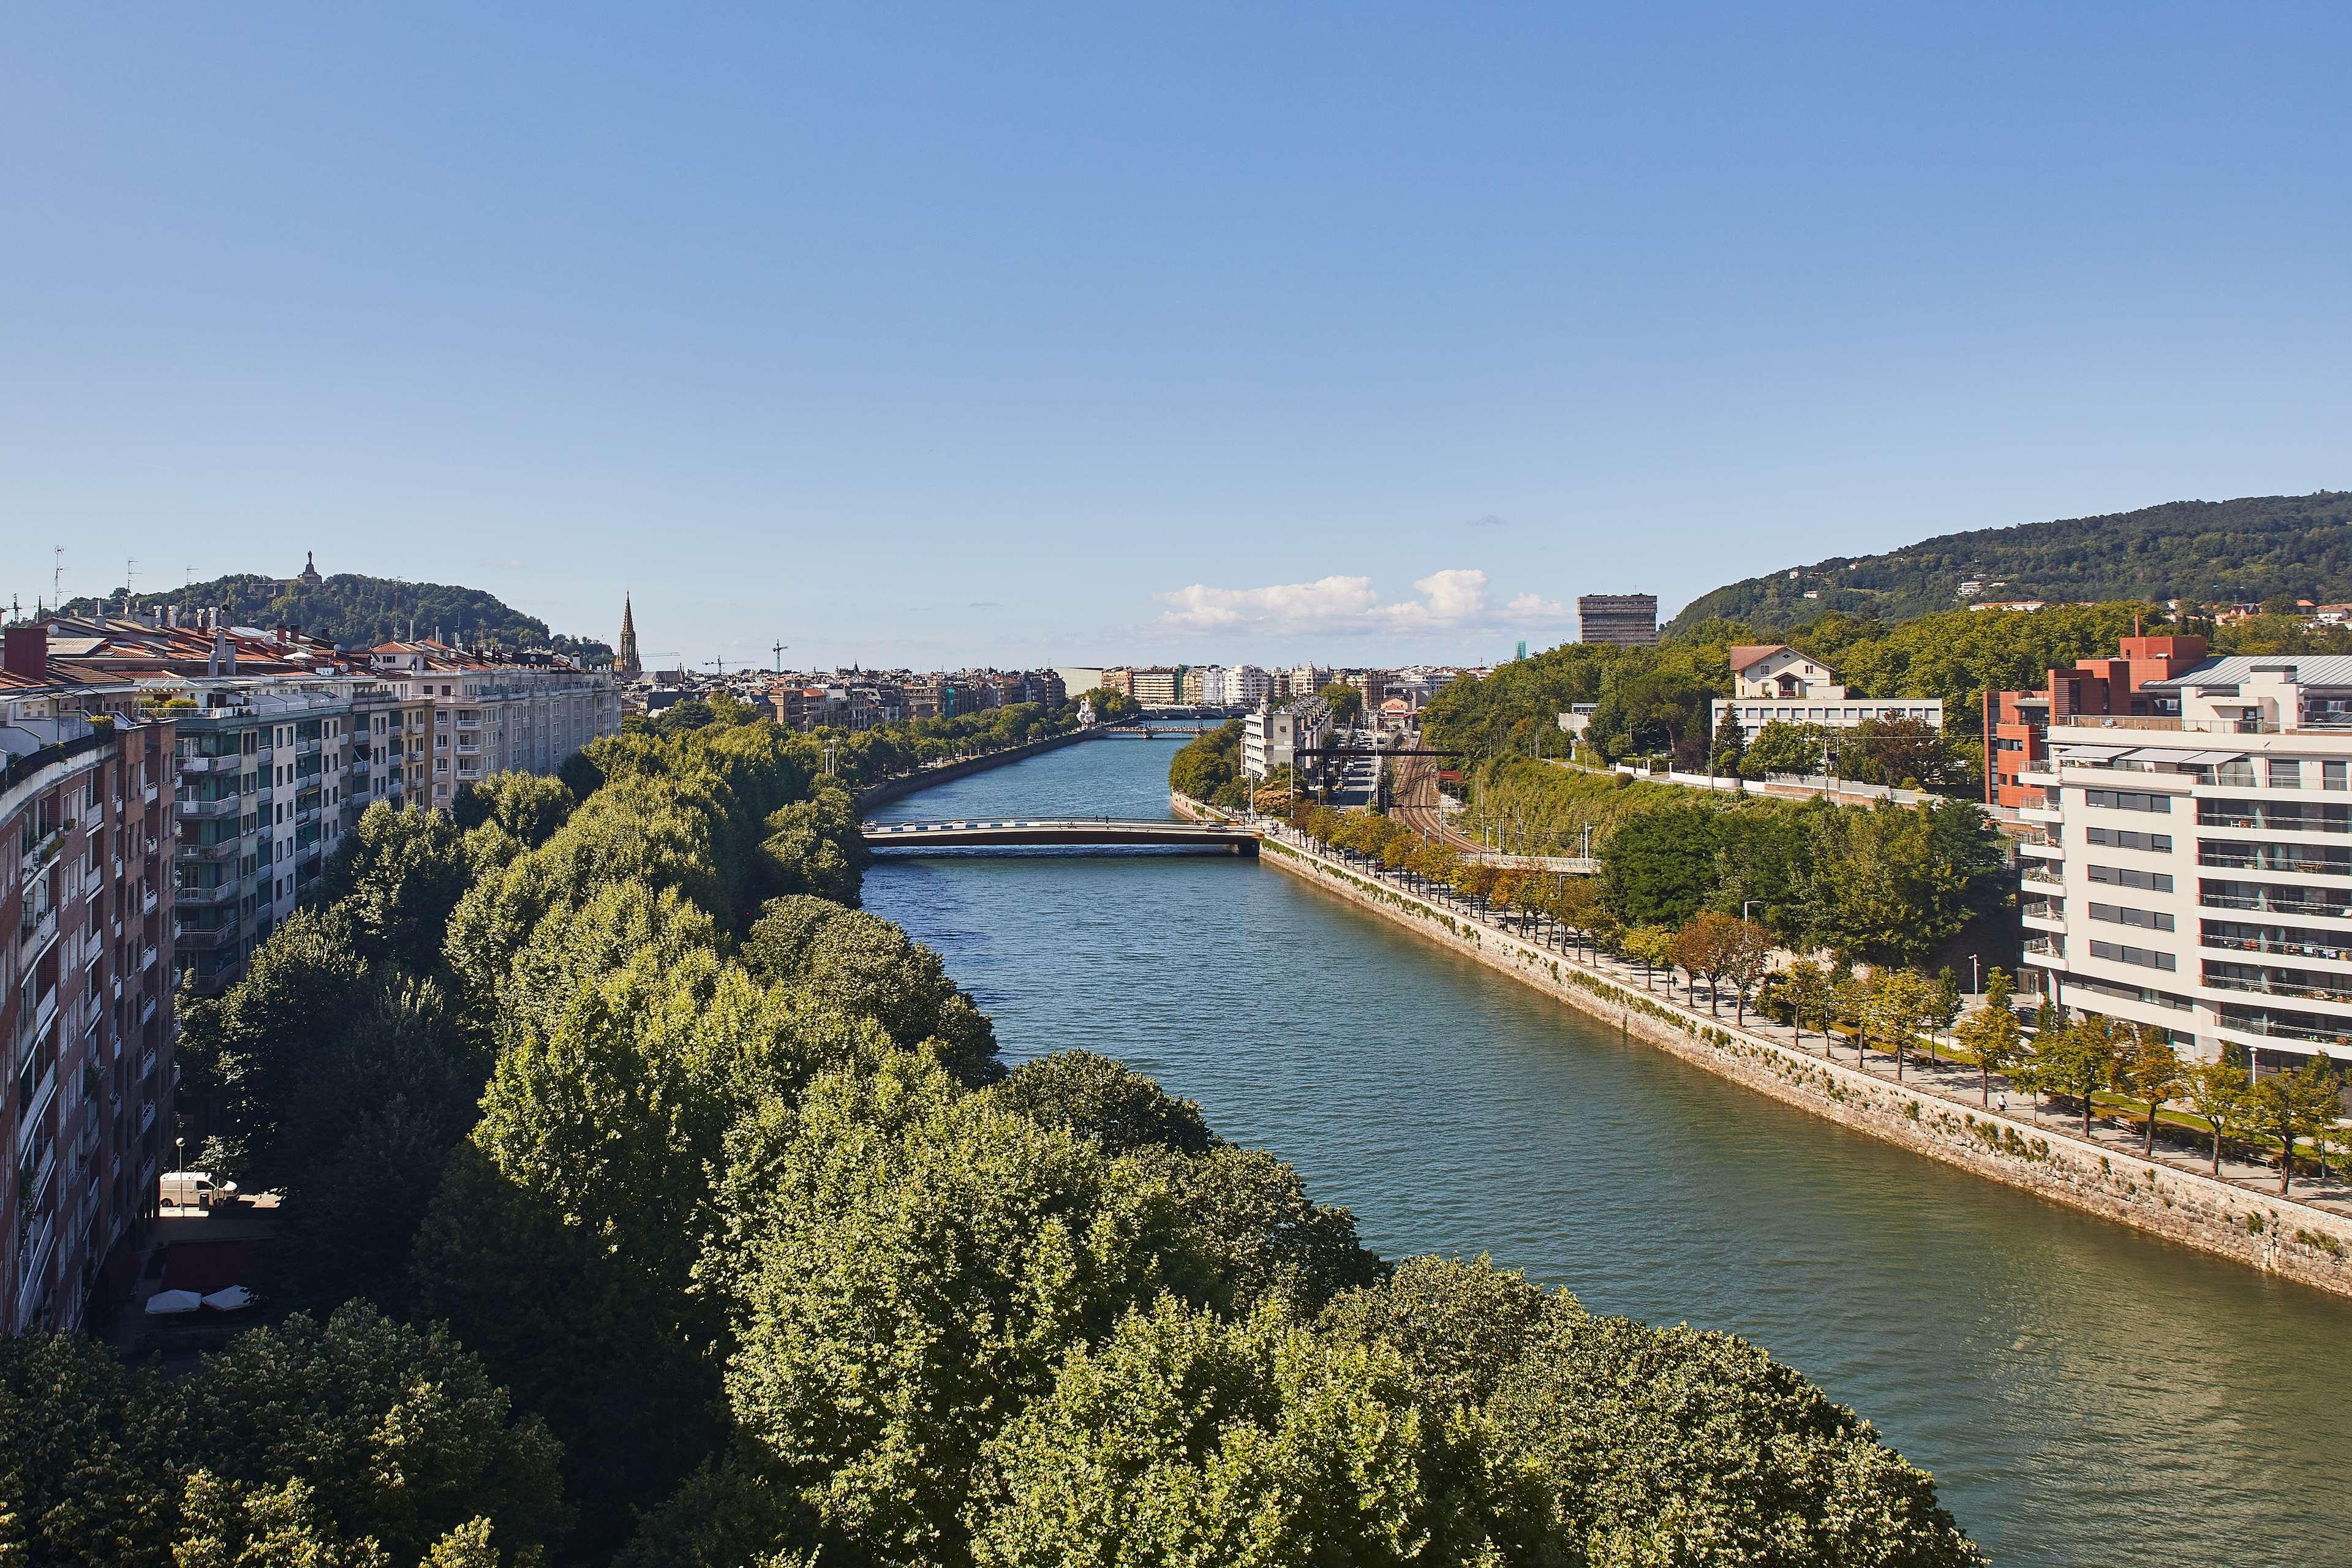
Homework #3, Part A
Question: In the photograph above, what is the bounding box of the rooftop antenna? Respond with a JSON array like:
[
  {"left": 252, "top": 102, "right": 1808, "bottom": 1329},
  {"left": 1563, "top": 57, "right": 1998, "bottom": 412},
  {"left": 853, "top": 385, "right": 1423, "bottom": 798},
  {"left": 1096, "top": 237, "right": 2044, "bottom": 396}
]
[
  {"left": 53, "top": 546, "right": 63, "bottom": 609},
  {"left": 772, "top": 641, "right": 790, "bottom": 673}
]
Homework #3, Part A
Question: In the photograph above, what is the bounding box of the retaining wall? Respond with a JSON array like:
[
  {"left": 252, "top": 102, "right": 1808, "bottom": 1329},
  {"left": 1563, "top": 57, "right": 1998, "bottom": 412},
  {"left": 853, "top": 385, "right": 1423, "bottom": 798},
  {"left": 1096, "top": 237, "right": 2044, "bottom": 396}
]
[{"left": 1214, "top": 807, "right": 2352, "bottom": 1299}]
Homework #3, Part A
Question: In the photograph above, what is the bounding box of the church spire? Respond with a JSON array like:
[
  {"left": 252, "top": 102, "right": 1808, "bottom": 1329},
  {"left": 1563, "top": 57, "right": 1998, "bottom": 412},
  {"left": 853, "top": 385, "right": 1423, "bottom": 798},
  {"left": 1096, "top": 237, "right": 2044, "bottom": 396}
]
[{"left": 617, "top": 593, "right": 642, "bottom": 677}]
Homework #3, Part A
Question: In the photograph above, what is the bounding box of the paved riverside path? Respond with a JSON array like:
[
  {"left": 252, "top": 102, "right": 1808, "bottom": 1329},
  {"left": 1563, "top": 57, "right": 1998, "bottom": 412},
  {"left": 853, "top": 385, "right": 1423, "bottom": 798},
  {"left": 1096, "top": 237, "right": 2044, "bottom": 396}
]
[{"left": 1242, "top": 813, "right": 2352, "bottom": 1219}]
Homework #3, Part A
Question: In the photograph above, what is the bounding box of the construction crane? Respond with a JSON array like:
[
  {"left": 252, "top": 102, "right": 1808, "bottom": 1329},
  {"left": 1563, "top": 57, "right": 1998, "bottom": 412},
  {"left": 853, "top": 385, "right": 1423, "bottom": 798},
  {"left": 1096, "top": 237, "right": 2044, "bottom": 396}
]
[{"left": 771, "top": 641, "right": 790, "bottom": 673}]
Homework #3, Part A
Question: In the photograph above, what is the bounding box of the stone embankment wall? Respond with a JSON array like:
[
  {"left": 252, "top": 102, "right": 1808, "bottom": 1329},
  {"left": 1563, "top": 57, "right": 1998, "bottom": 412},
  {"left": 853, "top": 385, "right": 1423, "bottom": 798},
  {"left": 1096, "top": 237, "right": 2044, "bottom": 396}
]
[
  {"left": 855, "top": 729, "right": 1091, "bottom": 813},
  {"left": 1178, "top": 797, "right": 2352, "bottom": 1300}
]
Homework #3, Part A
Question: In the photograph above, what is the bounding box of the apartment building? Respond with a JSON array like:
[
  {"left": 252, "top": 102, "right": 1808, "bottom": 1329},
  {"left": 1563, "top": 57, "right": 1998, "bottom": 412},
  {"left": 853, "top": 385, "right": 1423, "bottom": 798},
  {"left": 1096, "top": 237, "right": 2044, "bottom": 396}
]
[
  {"left": 1241, "top": 696, "right": 1333, "bottom": 783},
  {"left": 1180, "top": 665, "right": 1221, "bottom": 706},
  {"left": 366, "top": 643, "right": 622, "bottom": 812},
  {"left": 1, "top": 691, "right": 176, "bottom": 1335},
  {"left": 1983, "top": 635, "right": 2209, "bottom": 810},
  {"left": 1711, "top": 644, "right": 1943, "bottom": 740},
  {"left": 169, "top": 679, "right": 367, "bottom": 993},
  {"left": 1129, "top": 667, "right": 1181, "bottom": 706},
  {"left": 2019, "top": 652, "right": 2352, "bottom": 1069},
  {"left": 1224, "top": 665, "right": 1271, "bottom": 709}
]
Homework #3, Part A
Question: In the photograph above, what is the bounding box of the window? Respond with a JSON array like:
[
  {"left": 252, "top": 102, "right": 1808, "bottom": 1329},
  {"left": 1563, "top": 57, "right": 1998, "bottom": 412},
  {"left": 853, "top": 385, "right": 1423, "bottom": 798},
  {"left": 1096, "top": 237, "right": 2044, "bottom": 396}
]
[
  {"left": 2090, "top": 864, "right": 2173, "bottom": 892},
  {"left": 2085, "top": 788, "right": 2170, "bottom": 813},
  {"left": 2089, "top": 940, "right": 2176, "bottom": 971},
  {"left": 2217, "top": 758, "right": 2256, "bottom": 788},
  {"left": 2329, "top": 761, "right": 2350, "bottom": 791},
  {"left": 2086, "top": 827, "right": 2173, "bottom": 853},
  {"left": 2269, "top": 759, "right": 2302, "bottom": 789},
  {"left": 2090, "top": 902, "right": 2174, "bottom": 932}
]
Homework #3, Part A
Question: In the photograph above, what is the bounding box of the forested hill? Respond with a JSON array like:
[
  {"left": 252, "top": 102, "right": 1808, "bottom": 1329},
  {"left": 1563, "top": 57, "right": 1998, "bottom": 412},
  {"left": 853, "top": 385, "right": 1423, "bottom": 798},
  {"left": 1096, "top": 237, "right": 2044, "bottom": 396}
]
[
  {"left": 64, "top": 569, "right": 613, "bottom": 661},
  {"left": 1665, "top": 492, "right": 2352, "bottom": 637}
]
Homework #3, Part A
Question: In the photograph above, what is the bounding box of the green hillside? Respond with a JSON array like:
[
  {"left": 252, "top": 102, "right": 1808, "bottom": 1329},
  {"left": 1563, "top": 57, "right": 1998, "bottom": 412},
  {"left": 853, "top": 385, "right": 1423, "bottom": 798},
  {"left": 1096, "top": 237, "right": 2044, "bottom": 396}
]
[
  {"left": 64, "top": 569, "right": 614, "bottom": 663},
  {"left": 1665, "top": 492, "right": 2352, "bottom": 637}
]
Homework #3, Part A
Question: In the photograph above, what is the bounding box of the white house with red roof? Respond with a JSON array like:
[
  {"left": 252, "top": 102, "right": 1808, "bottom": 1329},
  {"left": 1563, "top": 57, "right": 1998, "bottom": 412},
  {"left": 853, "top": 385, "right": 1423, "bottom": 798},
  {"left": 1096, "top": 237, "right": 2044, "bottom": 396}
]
[{"left": 1713, "top": 644, "right": 1943, "bottom": 738}]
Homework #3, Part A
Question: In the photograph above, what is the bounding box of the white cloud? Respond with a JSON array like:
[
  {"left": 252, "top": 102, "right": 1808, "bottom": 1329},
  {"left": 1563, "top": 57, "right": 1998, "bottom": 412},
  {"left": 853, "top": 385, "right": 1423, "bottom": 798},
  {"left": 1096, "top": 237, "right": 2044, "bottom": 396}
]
[{"left": 1153, "top": 568, "right": 1569, "bottom": 638}]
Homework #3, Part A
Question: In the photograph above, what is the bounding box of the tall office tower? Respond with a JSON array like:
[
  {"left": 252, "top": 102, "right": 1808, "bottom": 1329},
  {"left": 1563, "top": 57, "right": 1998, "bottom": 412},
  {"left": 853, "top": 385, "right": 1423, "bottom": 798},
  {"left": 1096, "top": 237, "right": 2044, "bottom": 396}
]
[{"left": 1577, "top": 594, "right": 1658, "bottom": 647}]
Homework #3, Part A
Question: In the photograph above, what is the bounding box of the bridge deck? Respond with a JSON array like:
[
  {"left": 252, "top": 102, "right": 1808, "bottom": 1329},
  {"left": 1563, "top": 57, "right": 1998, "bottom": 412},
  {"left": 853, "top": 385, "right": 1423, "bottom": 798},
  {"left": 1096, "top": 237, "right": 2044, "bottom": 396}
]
[{"left": 862, "top": 818, "right": 1260, "bottom": 854}]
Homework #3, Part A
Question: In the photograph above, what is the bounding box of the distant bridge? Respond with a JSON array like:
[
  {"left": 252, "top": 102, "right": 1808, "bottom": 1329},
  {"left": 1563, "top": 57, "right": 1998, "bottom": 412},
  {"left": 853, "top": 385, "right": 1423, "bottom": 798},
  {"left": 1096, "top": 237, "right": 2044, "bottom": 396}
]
[{"left": 861, "top": 818, "right": 1259, "bottom": 855}]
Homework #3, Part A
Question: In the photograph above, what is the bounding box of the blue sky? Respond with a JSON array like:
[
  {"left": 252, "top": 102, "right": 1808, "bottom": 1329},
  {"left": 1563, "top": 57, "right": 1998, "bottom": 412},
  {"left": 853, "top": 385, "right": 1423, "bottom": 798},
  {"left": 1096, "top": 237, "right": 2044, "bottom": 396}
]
[{"left": 5, "top": 4, "right": 2347, "bottom": 669}]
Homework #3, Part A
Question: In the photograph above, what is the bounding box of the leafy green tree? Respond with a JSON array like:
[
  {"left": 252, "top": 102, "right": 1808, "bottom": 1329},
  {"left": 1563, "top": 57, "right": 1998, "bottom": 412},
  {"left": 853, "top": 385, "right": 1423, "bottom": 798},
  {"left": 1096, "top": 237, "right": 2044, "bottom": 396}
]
[
  {"left": 1930, "top": 968, "right": 1962, "bottom": 1059},
  {"left": 757, "top": 788, "right": 869, "bottom": 908},
  {"left": 986, "top": 1050, "right": 1214, "bottom": 1156},
  {"left": 717, "top": 1055, "right": 1180, "bottom": 1562},
  {"left": 1768, "top": 959, "right": 1833, "bottom": 1047},
  {"left": 273, "top": 974, "right": 483, "bottom": 1311},
  {"left": 1953, "top": 970, "right": 2026, "bottom": 1106},
  {"left": 1487, "top": 1313, "right": 1983, "bottom": 1567},
  {"left": 316, "top": 801, "right": 478, "bottom": 973},
  {"left": 1717, "top": 918, "right": 1775, "bottom": 1026},
  {"left": 1599, "top": 801, "right": 1722, "bottom": 927},
  {"left": 2034, "top": 1016, "right": 2123, "bottom": 1137},
  {"left": 1867, "top": 970, "right": 1938, "bottom": 1081},
  {"left": 2180, "top": 1057, "right": 2253, "bottom": 1176},
  {"left": 968, "top": 1297, "right": 1487, "bottom": 1568},
  {"left": 741, "top": 898, "right": 999, "bottom": 1085},
  {"left": 173, "top": 1304, "right": 568, "bottom": 1564},
  {"left": 453, "top": 772, "right": 576, "bottom": 849},
  {"left": 1317, "top": 1253, "right": 1579, "bottom": 1411},
  {"left": 1316, "top": 682, "right": 1365, "bottom": 726},
  {"left": 173, "top": 907, "right": 372, "bottom": 1190},
  {"left": 2248, "top": 1058, "right": 2343, "bottom": 1196},
  {"left": 1127, "top": 1143, "right": 1385, "bottom": 1317},
  {"left": 2114, "top": 1027, "right": 2188, "bottom": 1157},
  {"left": 0, "top": 1330, "right": 175, "bottom": 1565},
  {"left": 1709, "top": 708, "right": 1745, "bottom": 776},
  {"left": 1740, "top": 720, "right": 1826, "bottom": 780}
]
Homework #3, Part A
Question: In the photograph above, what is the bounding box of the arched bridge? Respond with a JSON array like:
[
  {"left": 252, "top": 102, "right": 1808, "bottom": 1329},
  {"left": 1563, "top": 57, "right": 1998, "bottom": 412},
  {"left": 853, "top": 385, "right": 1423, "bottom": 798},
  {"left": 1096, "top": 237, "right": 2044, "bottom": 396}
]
[{"left": 861, "top": 818, "right": 1259, "bottom": 855}]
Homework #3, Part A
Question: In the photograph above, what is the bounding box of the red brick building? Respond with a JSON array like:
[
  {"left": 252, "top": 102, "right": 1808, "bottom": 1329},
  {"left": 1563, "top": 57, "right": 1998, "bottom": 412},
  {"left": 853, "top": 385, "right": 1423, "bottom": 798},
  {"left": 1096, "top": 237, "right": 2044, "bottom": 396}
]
[{"left": 1982, "top": 635, "right": 2207, "bottom": 809}]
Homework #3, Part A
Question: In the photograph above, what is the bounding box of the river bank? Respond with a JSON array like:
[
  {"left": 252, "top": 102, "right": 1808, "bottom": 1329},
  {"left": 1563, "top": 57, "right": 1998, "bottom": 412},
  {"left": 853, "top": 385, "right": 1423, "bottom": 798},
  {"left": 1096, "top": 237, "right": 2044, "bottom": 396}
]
[
  {"left": 1200, "top": 797, "right": 2352, "bottom": 1299},
  {"left": 866, "top": 739, "right": 2352, "bottom": 1567}
]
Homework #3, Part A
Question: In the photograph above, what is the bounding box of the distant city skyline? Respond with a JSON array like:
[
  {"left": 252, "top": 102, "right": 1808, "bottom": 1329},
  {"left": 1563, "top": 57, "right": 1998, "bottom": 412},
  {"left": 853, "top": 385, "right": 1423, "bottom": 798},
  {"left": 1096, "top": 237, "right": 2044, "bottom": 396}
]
[{"left": 7, "top": 5, "right": 2348, "bottom": 667}]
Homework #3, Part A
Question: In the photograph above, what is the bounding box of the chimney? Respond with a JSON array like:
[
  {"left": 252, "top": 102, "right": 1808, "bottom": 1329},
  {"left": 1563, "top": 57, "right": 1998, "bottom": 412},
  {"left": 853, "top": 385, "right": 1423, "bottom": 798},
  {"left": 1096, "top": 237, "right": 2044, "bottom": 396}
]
[{"left": 4, "top": 625, "right": 47, "bottom": 679}]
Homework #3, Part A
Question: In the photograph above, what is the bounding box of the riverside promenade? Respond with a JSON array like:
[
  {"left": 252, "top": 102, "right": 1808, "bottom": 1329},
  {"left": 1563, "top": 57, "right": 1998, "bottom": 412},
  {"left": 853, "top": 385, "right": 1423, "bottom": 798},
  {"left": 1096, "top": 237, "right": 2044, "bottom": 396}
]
[{"left": 1175, "top": 793, "right": 2352, "bottom": 1298}]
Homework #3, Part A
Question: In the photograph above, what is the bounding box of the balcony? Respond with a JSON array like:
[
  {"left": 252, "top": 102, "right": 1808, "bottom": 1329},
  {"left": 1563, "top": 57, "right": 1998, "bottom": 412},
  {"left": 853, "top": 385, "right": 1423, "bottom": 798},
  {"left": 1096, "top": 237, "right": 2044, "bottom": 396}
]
[
  {"left": 2020, "top": 867, "right": 2064, "bottom": 891},
  {"left": 19, "top": 904, "right": 58, "bottom": 956},
  {"left": 138, "top": 944, "right": 156, "bottom": 974},
  {"left": 2022, "top": 936, "right": 2065, "bottom": 961},
  {"left": 137, "top": 995, "right": 156, "bottom": 1028},
  {"left": 178, "top": 796, "right": 241, "bottom": 820},
  {"left": 18, "top": 1066, "right": 56, "bottom": 1157},
  {"left": 176, "top": 752, "right": 233, "bottom": 774},
  {"left": 2049, "top": 715, "right": 2280, "bottom": 735},
  {"left": 175, "top": 839, "right": 238, "bottom": 865},
  {"left": 142, "top": 782, "right": 159, "bottom": 805},
  {"left": 2205, "top": 972, "right": 2352, "bottom": 1005},
  {"left": 2021, "top": 905, "right": 2067, "bottom": 934},
  {"left": 2204, "top": 932, "right": 2352, "bottom": 964},
  {"left": 173, "top": 925, "right": 238, "bottom": 952},
  {"left": 175, "top": 880, "right": 239, "bottom": 908},
  {"left": 138, "top": 1047, "right": 156, "bottom": 1083},
  {"left": 141, "top": 888, "right": 157, "bottom": 916}
]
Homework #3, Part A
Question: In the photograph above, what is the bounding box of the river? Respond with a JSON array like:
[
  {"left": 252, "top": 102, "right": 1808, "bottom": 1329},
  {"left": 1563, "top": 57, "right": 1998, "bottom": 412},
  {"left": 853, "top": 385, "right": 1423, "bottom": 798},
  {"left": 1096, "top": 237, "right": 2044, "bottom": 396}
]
[{"left": 862, "top": 734, "right": 2352, "bottom": 1566}]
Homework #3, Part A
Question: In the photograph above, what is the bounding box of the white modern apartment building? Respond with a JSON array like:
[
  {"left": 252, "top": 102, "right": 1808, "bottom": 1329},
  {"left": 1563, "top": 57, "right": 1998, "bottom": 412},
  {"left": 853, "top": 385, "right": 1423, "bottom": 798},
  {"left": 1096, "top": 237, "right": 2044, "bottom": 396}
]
[
  {"left": 2020, "top": 654, "right": 2352, "bottom": 1069},
  {"left": 1224, "top": 665, "right": 1272, "bottom": 709},
  {"left": 1241, "top": 696, "right": 1332, "bottom": 783}
]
